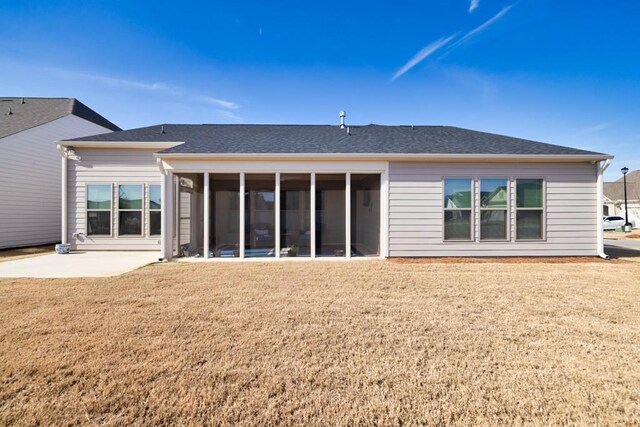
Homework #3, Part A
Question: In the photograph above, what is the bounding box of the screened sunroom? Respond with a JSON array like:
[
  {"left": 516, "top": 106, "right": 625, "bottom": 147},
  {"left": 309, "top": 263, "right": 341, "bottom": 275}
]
[{"left": 169, "top": 171, "right": 383, "bottom": 260}]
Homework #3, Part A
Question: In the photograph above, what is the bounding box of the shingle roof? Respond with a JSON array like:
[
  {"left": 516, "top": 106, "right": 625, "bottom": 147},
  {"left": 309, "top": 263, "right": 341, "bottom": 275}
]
[
  {"left": 0, "top": 97, "right": 120, "bottom": 139},
  {"left": 66, "top": 123, "right": 610, "bottom": 157},
  {"left": 604, "top": 170, "right": 640, "bottom": 201}
]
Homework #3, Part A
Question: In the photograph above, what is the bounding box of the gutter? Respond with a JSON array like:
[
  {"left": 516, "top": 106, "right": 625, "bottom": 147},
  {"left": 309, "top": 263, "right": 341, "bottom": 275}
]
[
  {"left": 56, "top": 144, "right": 68, "bottom": 245},
  {"left": 596, "top": 158, "right": 612, "bottom": 259},
  {"left": 153, "top": 152, "right": 613, "bottom": 162},
  {"left": 156, "top": 157, "right": 166, "bottom": 175},
  {"left": 54, "top": 141, "right": 184, "bottom": 149}
]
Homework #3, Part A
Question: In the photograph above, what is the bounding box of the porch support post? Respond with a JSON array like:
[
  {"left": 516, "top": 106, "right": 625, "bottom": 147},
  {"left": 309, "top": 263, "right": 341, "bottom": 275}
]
[
  {"left": 345, "top": 172, "right": 351, "bottom": 258},
  {"left": 60, "top": 147, "right": 68, "bottom": 245},
  {"left": 275, "top": 172, "right": 281, "bottom": 259},
  {"left": 239, "top": 172, "right": 245, "bottom": 259},
  {"left": 382, "top": 162, "right": 389, "bottom": 258},
  {"left": 310, "top": 173, "right": 316, "bottom": 258},
  {"left": 203, "top": 172, "right": 210, "bottom": 259},
  {"left": 161, "top": 171, "right": 174, "bottom": 260}
]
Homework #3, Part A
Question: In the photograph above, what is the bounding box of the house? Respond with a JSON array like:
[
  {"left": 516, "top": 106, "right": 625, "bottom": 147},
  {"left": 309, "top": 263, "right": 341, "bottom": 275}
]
[
  {"left": 603, "top": 170, "right": 640, "bottom": 227},
  {"left": 55, "top": 120, "right": 613, "bottom": 259},
  {"left": 0, "top": 98, "right": 120, "bottom": 249}
]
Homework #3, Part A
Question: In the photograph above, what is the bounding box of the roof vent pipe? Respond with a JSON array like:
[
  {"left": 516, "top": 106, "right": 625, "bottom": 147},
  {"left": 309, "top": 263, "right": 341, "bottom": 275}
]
[
  {"left": 7, "top": 107, "right": 12, "bottom": 115},
  {"left": 160, "top": 125, "right": 165, "bottom": 134},
  {"left": 20, "top": 98, "right": 25, "bottom": 104},
  {"left": 347, "top": 126, "right": 350, "bottom": 135},
  {"left": 339, "top": 111, "right": 346, "bottom": 129}
]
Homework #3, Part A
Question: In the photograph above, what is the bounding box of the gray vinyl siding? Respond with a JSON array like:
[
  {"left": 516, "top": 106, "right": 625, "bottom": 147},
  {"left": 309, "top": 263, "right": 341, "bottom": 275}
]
[
  {"left": 0, "top": 115, "right": 113, "bottom": 249},
  {"left": 388, "top": 162, "right": 598, "bottom": 257},
  {"left": 68, "top": 148, "right": 162, "bottom": 250}
]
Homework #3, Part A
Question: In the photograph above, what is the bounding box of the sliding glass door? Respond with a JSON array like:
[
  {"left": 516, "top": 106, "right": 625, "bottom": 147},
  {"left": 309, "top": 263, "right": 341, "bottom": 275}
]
[
  {"left": 280, "top": 174, "right": 311, "bottom": 257},
  {"left": 245, "top": 174, "right": 276, "bottom": 257}
]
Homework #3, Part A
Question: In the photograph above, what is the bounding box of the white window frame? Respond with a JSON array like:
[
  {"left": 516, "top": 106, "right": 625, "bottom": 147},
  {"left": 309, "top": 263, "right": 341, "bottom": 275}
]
[
  {"left": 515, "top": 178, "right": 546, "bottom": 241},
  {"left": 442, "top": 177, "right": 474, "bottom": 242},
  {"left": 479, "top": 177, "right": 510, "bottom": 242},
  {"left": 148, "top": 183, "right": 162, "bottom": 237},
  {"left": 85, "top": 183, "right": 113, "bottom": 237},
  {"left": 117, "top": 183, "right": 145, "bottom": 237}
]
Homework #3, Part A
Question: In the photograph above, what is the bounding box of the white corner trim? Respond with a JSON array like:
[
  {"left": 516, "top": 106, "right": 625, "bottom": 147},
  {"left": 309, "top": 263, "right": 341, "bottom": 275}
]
[{"left": 597, "top": 159, "right": 612, "bottom": 259}]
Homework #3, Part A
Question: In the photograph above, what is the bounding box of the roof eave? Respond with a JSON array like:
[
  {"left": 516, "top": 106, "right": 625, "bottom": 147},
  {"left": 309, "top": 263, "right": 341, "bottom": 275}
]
[
  {"left": 56, "top": 140, "right": 185, "bottom": 149},
  {"left": 154, "top": 152, "right": 613, "bottom": 162}
]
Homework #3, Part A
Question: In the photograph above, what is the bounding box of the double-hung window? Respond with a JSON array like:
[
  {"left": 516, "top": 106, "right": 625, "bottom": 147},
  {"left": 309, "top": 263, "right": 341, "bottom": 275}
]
[
  {"left": 516, "top": 179, "right": 544, "bottom": 240},
  {"left": 443, "top": 178, "right": 473, "bottom": 241},
  {"left": 149, "top": 184, "right": 162, "bottom": 236},
  {"left": 87, "top": 184, "right": 112, "bottom": 236},
  {"left": 480, "top": 178, "right": 508, "bottom": 240},
  {"left": 118, "top": 184, "right": 143, "bottom": 236}
]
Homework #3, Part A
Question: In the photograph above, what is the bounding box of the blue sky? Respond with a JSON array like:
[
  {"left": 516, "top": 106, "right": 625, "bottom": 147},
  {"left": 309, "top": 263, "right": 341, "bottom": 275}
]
[{"left": 1, "top": 0, "right": 638, "bottom": 180}]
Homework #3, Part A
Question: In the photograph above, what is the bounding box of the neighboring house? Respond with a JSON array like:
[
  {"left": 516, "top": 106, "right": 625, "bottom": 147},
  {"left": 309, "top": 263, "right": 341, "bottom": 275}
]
[
  {"left": 603, "top": 170, "right": 640, "bottom": 228},
  {"left": 0, "top": 98, "right": 120, "bottom": 249},
  {"left": 56, "top": 122, "right": 613, "bottom": 259}
]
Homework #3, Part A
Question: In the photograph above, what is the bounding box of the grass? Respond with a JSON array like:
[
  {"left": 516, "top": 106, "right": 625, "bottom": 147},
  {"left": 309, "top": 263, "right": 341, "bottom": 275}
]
[
  {"left": 0, "top": 244, "right": 54, "bottom": 263},
  {"left": 605, "top": 231, "right": 640, "bottom": 240},
  {"left": 1, "top": 260, "right": 639, "bottom": 425}
]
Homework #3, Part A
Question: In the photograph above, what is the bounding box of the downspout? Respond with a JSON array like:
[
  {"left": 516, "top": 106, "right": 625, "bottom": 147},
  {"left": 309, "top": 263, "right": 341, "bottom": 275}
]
[
  {"left": 596, "top": 159, "right": 611, "bottom": 259},
  {"left": 57, "top": 144, "right": 68, "bottom": 245},
  {"left": 157, "top": 158, "right": 167, "bottom": 261}
]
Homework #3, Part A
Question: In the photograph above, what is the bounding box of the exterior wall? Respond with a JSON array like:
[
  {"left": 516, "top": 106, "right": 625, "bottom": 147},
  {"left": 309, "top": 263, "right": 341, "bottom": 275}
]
[
  {"left": 388, "top": 162, "right": 598, "bottom": 257},
  {"left": 0, "top": 115, "right": 113, "bottom": 249},
  {"left": 67, "top": 148, "right": 162, "bottom": 250}
]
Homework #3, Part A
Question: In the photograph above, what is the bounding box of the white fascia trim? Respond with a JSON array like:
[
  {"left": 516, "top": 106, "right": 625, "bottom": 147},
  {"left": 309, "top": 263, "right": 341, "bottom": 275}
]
[
  {"left": 154, "top": 152, "right": 613, "bottom": 162},
  {"left": 55, "top": 140, "right": 185, "bottom": 149}
]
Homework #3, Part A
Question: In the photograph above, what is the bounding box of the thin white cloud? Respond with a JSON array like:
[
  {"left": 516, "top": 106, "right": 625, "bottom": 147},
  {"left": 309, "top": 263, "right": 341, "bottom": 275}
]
[
  {"left": 46, "top": 67, "right": 241, "bottom": 119},
  {"left": 216, "top": 109, "right": 242, "bottom": 122},
  {"left": 469, "top": 0, "right": 480, "bottom": 13},
  {"left": 584, "top": 123, "right": 610, "bottom": 133},
  {"left": 48, "top": 68, "right": 177, "bottom": 94},
  {"left": 455, "top": 5, "right": 513, "bottom": 47},
  {"left": 201, "top": 96, "right": 239, "bottom": 110},
  {"left": 392, "top": 34, "right": 457, "bottom": 80}
]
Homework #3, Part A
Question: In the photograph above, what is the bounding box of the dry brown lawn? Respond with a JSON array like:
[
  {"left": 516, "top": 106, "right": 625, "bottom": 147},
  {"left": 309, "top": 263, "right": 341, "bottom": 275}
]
[
  {"left": 1, "top": 260, "right": 639, "bottom": 425},
  {"left": 0, "top": 245, "right": 54, "bottom": 263}
]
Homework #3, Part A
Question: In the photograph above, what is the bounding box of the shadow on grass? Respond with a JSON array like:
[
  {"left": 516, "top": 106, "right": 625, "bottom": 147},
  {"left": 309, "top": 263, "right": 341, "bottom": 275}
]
[{"left": 605, "top": 245, "right": 640, "bottom": 259}]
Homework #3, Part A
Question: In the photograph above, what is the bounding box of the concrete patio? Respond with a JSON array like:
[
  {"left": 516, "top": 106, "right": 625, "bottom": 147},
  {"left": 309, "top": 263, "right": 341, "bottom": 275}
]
[{"left": 0, "top": 251, "right": 160, "bottom": 278}]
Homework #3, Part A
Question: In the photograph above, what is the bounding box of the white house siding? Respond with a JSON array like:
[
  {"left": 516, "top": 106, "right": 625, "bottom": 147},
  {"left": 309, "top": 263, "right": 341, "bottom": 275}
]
[
  {"left": 67, "top": 148, "right": 162, "bottom": 250},
  {"left": 0, "top": 115, "right": 113, "bottom": 249},
  {"left": 388, "top": 162, "right": 598, "bottom": 257}
]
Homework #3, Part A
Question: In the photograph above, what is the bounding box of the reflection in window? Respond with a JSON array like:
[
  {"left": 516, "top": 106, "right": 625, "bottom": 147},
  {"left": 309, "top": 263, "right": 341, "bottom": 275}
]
[
  {"left": 149, "top": 184, "right": 162, "bottom": 236},
  {"left": 118, "top": 184, "right": 143, "bottom": 236},
  {"left": 443, "top": 178, "right": 472, "bottom": 240},
  {"left": 87, "top": 184, "right": 111, "bottom": 236},
  {"left": 480, "top": 178, "right": 508, "bottom": 240},
  {"left": 516, "top": 179, "right": 544, "bottom": 240}
]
